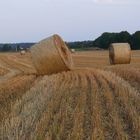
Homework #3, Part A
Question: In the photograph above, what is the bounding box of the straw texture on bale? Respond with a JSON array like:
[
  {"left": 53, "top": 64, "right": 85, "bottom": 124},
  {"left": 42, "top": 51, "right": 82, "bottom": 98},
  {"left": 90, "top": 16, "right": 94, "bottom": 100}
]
[
  {"left": 31, "top": 34, "right": 73, "bottom": 75},
  {"left": 109, "top": 43, "right": 131, "bottom": 65}
]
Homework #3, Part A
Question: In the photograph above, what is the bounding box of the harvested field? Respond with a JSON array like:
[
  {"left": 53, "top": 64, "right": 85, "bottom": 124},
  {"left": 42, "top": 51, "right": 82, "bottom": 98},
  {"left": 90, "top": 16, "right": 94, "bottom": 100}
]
[
  {"left": 0, "top": 75, "right": 37, "bottom": 122},
  {"left": 0, "top": 50, "right": 140, "bottom": 140},
  {"left": 0, "top": 53, "right": 36, "bottom": 75},
  {"left": 72, "top": 50, "right": 140, "bottom": 69},
  {"left": 0, "top": 69, "right": 140, "bottom": 140},
  {"left": 0, "top": 67, "right": 9, "bottom": 76},
  {"left": 105, "top": 66, "right": 140, "bottom": 92}
]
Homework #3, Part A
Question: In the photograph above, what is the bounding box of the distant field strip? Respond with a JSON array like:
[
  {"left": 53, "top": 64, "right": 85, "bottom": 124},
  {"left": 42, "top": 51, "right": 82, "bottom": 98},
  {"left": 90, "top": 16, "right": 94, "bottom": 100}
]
[
  {"left": 0, "top": 53, "right": 36, "bottom": 75},
  {"left": 72, "top": 50, "right": 140, "bottom": 69}
]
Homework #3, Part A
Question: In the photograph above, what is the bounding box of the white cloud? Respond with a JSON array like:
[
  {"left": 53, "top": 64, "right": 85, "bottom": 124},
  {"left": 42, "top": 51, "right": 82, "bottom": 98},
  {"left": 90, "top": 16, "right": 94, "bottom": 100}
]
[
  {"left": 92, "top": 0, "right": 140, "bottom": 5},
  {"left": 42, "top": 0, "right": 140, "bottom": 6},
  {"left": 93, "top": 0, "right": 113, "bottom": 4}
]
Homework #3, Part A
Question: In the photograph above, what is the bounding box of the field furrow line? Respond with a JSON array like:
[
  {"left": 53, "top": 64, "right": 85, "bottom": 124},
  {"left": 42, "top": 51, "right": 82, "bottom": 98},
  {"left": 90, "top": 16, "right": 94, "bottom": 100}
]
[
  {"left": 100, "top": 70, "right": 140, "bottom": 140},
  {"left": 96, "top": 71, "right": 129, "bottom": 140},
  {"left": 87, "top": 71, "right": 105, "bottom": 140}
]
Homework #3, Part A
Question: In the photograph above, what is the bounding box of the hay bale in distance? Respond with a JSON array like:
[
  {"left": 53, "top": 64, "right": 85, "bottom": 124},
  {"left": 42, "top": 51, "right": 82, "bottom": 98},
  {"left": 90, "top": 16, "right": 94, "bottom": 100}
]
[
  {"left": 109, "top": 43, "right": 131, "bottom": 65},
  {"left": 31, "top": 34, "right": 73, "bottom": 75},
  {"left": 71, "top": 49, "right": 75, "bottom": 53},
  {"left": 20, "top": 50, "right": 26, "bottom": 55}
]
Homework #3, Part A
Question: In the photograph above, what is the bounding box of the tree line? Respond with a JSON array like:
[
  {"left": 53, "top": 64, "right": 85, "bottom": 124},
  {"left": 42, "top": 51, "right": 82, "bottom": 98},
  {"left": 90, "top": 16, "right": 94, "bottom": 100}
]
[
  {"left": 67, "top": 31, "right": 140, "bottom": 50},
  {"left": 0, "top": 31, "right": 140, "bottom": 52},
  {"left": 0, "top": 43, "right": 35, "bottom": 52}
]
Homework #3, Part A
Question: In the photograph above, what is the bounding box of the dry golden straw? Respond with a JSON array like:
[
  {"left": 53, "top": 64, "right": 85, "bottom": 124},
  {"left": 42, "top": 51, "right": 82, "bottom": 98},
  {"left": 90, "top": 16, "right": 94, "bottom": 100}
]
[
  {"left": 109, "top": 43, "right": 131, "bottom": 65},
  {"left": 31, "top": 34, "right": 73, "bottom": 75}
]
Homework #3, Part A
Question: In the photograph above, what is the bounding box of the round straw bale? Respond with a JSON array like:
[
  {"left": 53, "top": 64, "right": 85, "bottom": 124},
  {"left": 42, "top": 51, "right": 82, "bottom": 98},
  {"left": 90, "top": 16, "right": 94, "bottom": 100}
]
[
  {"left": 20, "top": 50, "right": 26, "bottom": 55},
  {"left": 31, "top": 34, "right": 73, "bottom": 75},
  {"left": 71, "top": 49, "right": 75, "bottom": 53},
  {"left": 109, "top": 43, "right": 131, "bottom": 65}
]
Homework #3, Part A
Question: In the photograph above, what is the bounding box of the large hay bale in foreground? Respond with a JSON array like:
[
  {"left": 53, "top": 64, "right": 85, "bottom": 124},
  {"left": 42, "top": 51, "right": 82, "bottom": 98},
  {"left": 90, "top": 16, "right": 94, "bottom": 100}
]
[
  {"left": 31, "top": 34, "right": 73, "bottom": 75},
  {"left": 109, "top": 43, "right": 131, "bottom": 65}
]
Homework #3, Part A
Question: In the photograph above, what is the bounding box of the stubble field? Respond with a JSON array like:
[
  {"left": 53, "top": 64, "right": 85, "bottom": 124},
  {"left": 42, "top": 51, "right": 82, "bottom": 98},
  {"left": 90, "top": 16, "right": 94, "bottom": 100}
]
[{"left": 0, "top": 50, "right": 140, "bottom": 140}]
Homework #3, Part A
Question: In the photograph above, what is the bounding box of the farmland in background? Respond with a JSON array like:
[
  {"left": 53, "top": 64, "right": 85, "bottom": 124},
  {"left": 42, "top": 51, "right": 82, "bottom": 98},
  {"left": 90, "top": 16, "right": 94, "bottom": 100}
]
[{"left": 0, "top": 50, "right": 140, "bottom": 140}]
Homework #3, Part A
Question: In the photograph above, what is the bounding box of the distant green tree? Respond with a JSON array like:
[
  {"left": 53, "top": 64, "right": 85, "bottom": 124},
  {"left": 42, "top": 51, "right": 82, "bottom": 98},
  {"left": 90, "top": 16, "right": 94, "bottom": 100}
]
[
  {"left": 93, "top": 31, "right": 133, "bottom": 49},
  {"left": 93, "top": 32, "right": 117, "bottom": 49},
  {"left": 2, "top": 44, "right": 11, "bottom": 52},
  {"left": 117, "top": 31, "right": 131, "bottom": 43},
  {"left": 66, "top": 31, "right": 140, "bottom": 50},
  {"left": 131, "top": 31, "right": 140, "bottom": 50}
]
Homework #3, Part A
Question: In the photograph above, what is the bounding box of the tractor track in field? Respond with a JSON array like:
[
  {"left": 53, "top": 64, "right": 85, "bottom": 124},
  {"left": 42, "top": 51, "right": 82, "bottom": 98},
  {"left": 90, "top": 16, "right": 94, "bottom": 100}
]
[{"left": 0, "top": 57, "right": 21, "bottom": 82}]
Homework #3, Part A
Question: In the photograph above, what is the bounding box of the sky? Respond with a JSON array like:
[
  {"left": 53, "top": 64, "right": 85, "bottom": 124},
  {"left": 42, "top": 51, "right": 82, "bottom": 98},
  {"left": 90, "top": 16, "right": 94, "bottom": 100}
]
[{"left": 0, "top": 0, "right": 140, "bottom": 43}]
